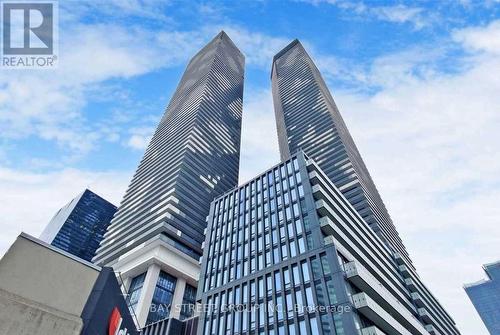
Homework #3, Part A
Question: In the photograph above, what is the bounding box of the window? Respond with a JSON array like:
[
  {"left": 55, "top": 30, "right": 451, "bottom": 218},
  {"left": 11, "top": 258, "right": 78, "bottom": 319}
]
[
  {"left": 286, "top": 292, "right": 293, "bottom": 318},
  {"left": 259, "top": 303, "right": 265, "bottom": 327},
  {"left": 284, "top": 268, "right": 291, "bottom": 289},
  {"left": 309, "top": 316, "right": 319, "bottom": 335},
  {"left": 305, "top": 287, "right": 314, "bottom": 310},
  {"left": 146, "top": 271, "right": 177, "bottom": 324},
  {"left": 290, "top": 242, "right": 297, "bottom": 258},
  {"left": 281, "top": 244, "right": 288, "bottom": 260},
  {"left": 295, "top": 290, "right": 304, "bottom": 315},
  {"left": 273, "top": 246, "right": 280, "bottom": 264},
  {"left": 258, "top": 277, "right": 264, "bottom": 300},
  {"left": 321, "top": 314, "right": 332, "bottom": 335},
  {"left": 299, "top": 320, "right": 307, "bottom": 333},
  {"left": 298, "top": 237, "right": 306, "bottom": 253},
  {"left": 127, "top": 272, "right": 146, "bottom": 314},
  {"left": 180, "top": 284, "right": 197, "bottom": 320},
  {"left": 276, "top": 296, "right": 284, "bottom": 321},
  {"left": 298, "top": 185, "right": 304, "bottom": 198},
  {"left": 235, "top": 286, "right": 241, "bottom": 304},
  {"left": 292, "top": 264, "right": 300, "bottom": 286},
  {"left": 311, "top": 257, "right": 321, "bottom": 279},
  {"left": 275, "top": 271, "right": 282, "bottom": 293},
  {"left": 315, "top": 282, "right": 326, "bottom": 306},
  {"left": 295, "top": 219, "right": 303, "bottom": 235},
  {"left": 326, "top": 279, "right": 337, "bottom": 305},
  {"left": 267, "top": 274, "right": 273, "bottom": 295},
  {"left": 250, "top": 281, "right": 256, "bottom": 302},
  {"left": 242, "top": 283, "right": 248, "bottom": 304},
  {"left": 301, "top": 261, "right": 310, "bottom": 283},
  {"left": 267, "top": 300, "right": 275, "bottom": 325},
  {"left": 321, "top": 254, "right": 331, "bottom": 275}
]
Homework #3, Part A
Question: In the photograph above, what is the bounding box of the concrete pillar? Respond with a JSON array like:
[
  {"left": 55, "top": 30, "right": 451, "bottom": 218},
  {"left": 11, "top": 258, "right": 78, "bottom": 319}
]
[
  {"left": 170, "top": 277, "right": 186, "bottom": 320},
  {"left": 135, "top": 263, "right": 161, "bottom": 327}
]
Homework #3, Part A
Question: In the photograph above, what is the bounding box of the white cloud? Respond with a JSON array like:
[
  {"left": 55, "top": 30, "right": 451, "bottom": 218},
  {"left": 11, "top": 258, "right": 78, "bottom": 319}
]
[
  {"left": 126, "top": 126, "right": 155, "bottom": 150},
  {"left": 299, "top": 0, "right": 431, "bottom": 29},
  {"left": 453, "top": 20, "right": 500, "bottom": 55},
  {"left": 371, "top": 4, "right": 426, "bottom": 28},
  {"left": 239, "top": 89, "right": 280, "bottom": 184},
  {"left": 222, "top": 27, "right": 291, "bottom": 68},
  {"left": 0, "top": 167, "right": 131, "bottom": 256}
]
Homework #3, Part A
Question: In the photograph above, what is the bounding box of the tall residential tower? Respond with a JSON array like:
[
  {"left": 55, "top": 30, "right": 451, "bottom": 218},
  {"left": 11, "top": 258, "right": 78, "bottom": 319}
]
[
  {"left": 93, "top": 31, "right": 244, "bottom": 328},
  {"left": 271, "top": 40, "right": 408, "bottom": 264}
]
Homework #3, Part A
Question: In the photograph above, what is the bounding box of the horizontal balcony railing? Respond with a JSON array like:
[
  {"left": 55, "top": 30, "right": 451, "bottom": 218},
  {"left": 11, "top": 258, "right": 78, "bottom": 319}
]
[
  {"left": 352, "top": 292, "right": 413, "bottom": 335},
  {"left": 361, "top": 325, "right": 387, "bottom": 335},
  {"left": 345, "top": 262, "right": 426, "bottom": 335},
  {"left": 425, "top": 325, "right": 441, "bottom": 335}
]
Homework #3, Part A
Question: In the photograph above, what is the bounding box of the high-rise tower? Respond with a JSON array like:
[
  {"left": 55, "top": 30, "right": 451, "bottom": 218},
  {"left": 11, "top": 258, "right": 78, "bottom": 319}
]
[
  {"left": 93, "top": 31, "right": 244, "bottom": 327},
  {"left": 40, "top": 189, "right": 116, "bottom": 262},
  {"left": 271, "top": 40, "right": 409, "bottom": 265},
  {"left": 264, "top": 40, "right": 460, "bottom": 335}
]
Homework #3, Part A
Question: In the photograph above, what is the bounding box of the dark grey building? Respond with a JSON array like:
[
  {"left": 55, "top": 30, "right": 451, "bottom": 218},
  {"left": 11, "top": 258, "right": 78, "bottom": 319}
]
[
  {"left": 271, "top": 39, "right": 408, "bottom": 264},
  {"left": 197, "top": 152, "right": 460, "bottom": 335},
  {"left": 93, "top": 31, "right": 244, "bottom": 266},
  {"left": 91, "top": 31, "right": 245, "bottom": 329},
  {"left": 269, "top": 40, "right": 460, "bottom": 334},
  {"left": 464, "top": 261, "right": 500, "bottom": 335},
  {"left": 39, "top": 189, "right": 117, "bottom": 262}
]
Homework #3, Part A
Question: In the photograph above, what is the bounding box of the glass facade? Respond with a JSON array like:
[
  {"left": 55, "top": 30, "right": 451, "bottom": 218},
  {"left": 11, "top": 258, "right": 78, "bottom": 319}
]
[
  {"left": 465, "top": 261, "right": 500, "bottom": 334},
  {"left": 127, "top": 272, "right": 147, "bottom": 316},
  {"left": 39, "top": 189, "right": 117, "bottom": 262},
  {"left": 181, "top": 283, "right": 198, "bottom": 320},
  {"left": 147, "top": 271, "right": 177, "bottom": 325},
  {"left": 199, "top": 154, "right": 355, "bottom": 335}
]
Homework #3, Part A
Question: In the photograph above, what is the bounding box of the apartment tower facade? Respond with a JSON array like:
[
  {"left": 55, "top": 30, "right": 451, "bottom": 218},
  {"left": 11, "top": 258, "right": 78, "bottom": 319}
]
[{"left": 93, "top": 31, "right": 244, "bottom": 328}]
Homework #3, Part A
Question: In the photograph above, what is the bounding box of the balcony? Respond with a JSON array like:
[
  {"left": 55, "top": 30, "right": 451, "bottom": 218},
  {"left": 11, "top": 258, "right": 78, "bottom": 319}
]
[
  {"left": 319, "top": 216, "right": 335, "bottom": 236},
  {"left": 345, "top": 262, "right": 425, "bottom": 334},
  {"left": 324, "top": 235, "right": 335, "bottom": 246},
  {"left": 425, "top": 324, "right": 441, "bottom": 335},
  {"left": 394, "top": 253, "right": 404, "bottom": 266},
  {"left": 411, "top": 292, "right": 424, "bottom": 308},
  {"left": 351, "top": 292, "right": 413, "bottom": 335},
  {"left": 361, "top": 325, "right": 387, "bottom": 335},
  {"left": 398, "top": 265, "right": 410, "bottom": 278},
  {"left": 418, "top": 308, "right": 433, "bottom": 324},
  {"left": 405, "top": 278, "right": 417, "bottom": 292},
  {"left": 418, "top": 307, "right": 446, "bottom": 335}
]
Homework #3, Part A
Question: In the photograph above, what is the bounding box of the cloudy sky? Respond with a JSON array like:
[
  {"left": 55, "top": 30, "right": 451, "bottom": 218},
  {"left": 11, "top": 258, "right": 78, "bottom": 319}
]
[{"left": 1, "top": 0, "right": 499, "bottom": 333}]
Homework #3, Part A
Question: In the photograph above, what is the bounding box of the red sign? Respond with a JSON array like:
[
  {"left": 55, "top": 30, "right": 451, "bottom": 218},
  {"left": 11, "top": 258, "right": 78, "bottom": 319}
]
[{"left": 108, "top": 307, "right": 131, "bottom": 335}]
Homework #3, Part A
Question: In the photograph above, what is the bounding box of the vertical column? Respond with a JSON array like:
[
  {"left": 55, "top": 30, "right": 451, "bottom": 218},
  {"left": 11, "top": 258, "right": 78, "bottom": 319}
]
[
  {"left": 170, "top": 277, "right": 187, "bottom": 319},
  {"left": 136, "top": 263, "right": 161, "bottom": 327}
]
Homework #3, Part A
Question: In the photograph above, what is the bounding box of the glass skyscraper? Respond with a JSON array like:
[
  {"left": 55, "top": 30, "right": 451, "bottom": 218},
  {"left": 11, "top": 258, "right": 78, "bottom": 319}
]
[
  {"left": 270, "top": 40, "right": 460, "bottom": 334},
  {"left": 39, "top": 189, "right": 117, "bottom": 262},
  {"left": 465, "top": 261, "right": 500, "bottom": 334},
  {"left": 92, "top": 31, "right": 245, "bottom": 328}
]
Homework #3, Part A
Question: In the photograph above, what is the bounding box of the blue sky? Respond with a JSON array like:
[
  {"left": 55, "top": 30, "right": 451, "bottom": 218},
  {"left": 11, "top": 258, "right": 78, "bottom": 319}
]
[{"left": 1, "top": 1, "right": 500, "bottom": 333}]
